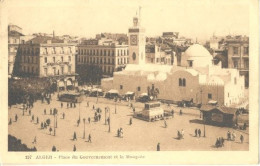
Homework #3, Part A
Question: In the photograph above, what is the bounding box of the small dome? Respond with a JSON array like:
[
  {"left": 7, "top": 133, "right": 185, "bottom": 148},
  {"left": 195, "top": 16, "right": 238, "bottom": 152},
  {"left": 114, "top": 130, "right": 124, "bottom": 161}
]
[{"left": 184, "top": 44, "right": 212, "bottom": 58}]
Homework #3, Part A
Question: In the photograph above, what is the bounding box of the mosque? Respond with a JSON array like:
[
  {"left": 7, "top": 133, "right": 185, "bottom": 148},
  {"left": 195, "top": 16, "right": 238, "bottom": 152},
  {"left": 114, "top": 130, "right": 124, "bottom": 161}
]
[{"left": 101, "top": 10, "right": 245, "bottom": 107}]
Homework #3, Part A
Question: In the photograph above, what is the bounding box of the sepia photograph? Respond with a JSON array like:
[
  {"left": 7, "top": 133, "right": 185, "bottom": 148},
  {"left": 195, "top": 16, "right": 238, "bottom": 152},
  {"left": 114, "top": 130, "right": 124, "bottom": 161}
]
[{"left": 0, "top": 0, "right": 259, "bottom": 164}]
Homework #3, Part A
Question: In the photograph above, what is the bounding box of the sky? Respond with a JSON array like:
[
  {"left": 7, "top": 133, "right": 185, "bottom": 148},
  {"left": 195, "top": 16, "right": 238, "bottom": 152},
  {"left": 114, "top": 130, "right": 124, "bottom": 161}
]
[{"left": 6, "top": 0, "right": 250, "bottom": 42}]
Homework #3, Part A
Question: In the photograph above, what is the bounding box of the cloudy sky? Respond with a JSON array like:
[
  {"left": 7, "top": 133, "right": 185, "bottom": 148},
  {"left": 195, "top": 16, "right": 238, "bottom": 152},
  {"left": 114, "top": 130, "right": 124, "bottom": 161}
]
[{"left": 6, "top": 0, "right": 249, "bottom": 42}]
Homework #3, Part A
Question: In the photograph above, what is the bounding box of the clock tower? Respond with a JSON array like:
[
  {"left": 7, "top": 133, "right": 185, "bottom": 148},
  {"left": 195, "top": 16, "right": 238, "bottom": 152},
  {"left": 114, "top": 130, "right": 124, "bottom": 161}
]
[{"left": 128, "top": 7, "right": 146, "bottom": 65}]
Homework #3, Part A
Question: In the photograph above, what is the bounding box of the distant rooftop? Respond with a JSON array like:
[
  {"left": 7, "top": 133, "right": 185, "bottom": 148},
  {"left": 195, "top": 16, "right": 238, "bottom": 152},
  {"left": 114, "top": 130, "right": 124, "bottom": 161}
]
[{"left": 26, "top": 36, "right": 64, "bottom": 44}]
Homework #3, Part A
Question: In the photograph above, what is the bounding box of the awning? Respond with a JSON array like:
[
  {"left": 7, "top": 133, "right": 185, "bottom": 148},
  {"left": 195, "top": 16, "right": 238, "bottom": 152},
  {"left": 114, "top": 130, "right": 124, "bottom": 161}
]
[
  {"left": 208, "top": 100, "right": 218, "bottom": 104},
  {"left": 67, "top": 80, "right": 72, "bottom": 86},
  {"left": 108, "top": 89, "right": 118, "bottom": 94},
  {"left": 125, "top": 91, "right": 134, "bottom": 95},
  {"left": 58, "top": 81, "right": 65, "bottom": 87},
  {"left": 92, "top": 88, "right": 102, "bottom": 92},
  {"left": 140, "top": 93, "right": 148, "bottom": 97}
]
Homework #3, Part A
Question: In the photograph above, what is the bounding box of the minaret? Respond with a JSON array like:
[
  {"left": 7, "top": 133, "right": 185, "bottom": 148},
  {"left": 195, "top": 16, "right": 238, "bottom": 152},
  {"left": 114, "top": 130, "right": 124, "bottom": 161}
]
[{"left": 128, "top": 7, "right": 146, "bottom": 65}]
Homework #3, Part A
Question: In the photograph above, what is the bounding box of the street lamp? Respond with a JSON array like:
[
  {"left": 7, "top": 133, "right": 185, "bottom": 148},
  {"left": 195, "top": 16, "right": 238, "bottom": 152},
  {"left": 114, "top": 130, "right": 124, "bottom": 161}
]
[
  {"left": 203, "top": 118, "right": 206, "bottom": 137},
  {"left": 83, "top": 118, "right": 86, "bottom": 139},
  {"left": 96, "top": 91, "right": 99, "bottom": 104},
  {"left": 114, "top": 98, "right": 117, "bottom": 114},
  {"left": 105, "top": 107, "right": 107, "bottom": 125},
  {"left": 78, "top": 102, "right": 81, "bottom": 123},
  {"left": 107, "top": 107, "right": 111, "bottom": 133}
]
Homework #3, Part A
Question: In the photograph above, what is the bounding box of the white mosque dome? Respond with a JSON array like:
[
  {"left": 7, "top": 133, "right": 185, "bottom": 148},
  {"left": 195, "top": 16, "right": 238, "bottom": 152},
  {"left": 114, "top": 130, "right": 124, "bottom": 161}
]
[
  {"left": 181, "top": 44, "right": 213, "bottom": 68},
  {"left": 184, "top": 44, "right": 212, "bottom": 58}
]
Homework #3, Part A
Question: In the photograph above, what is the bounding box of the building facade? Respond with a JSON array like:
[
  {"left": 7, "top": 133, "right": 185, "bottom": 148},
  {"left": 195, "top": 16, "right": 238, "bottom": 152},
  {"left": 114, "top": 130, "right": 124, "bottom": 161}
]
[
  {"left": 226, "top": 36, "right": 249, "bottom": 87},
  {"left": 17, "top": 36, "right": 77, "bottom": 90},
  {"left": 8, "top": 24, "right": 24, "bottom": 76},
  {"left": 76, "top": 39, "right": 129, "bottom": 80}
]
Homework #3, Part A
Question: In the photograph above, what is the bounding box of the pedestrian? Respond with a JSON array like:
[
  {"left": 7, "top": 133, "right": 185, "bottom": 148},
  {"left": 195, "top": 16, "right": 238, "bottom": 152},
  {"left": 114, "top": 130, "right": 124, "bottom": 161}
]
[
  {"left": 88, "top": 117, "right": 91, "bottom": 124},
  {"left": 88, "top": 134, "right": 92, "bottom": 143},
  {"left": 63, "top": 112, "right": 65, "bottom": 119},
  {"left": 74, "top": 103, "right": 76, "bottom": 108},
  {"left": 61, "top": 102, "right": 63, "bottom": 108},
  {"left": 32, "top": 136, "right": 37, "bottom": 144},
  {"left": 117, "top": 129, "right": 120, "bottom": 137},
  {"left": 133, "top": 107, "right": 135, "bottom": 113},
  {"left": 164, "top": 120, "right": 167, "bottom": 128},
  {"left": 67, "top": 102, "right": 69, "bottom": 108},
  {"left": 195, "top": 129, "right": 198, "bottom": 137},
  {"left": 157, "top": 143, "right": 160, "bottom": 151},
  {"left": 243, "top": 123, "right": 247, "bottom": 130},
  {"left": 29, "top": 110, "right": 31, "bottom": 116},
  {"left": 41, "top": 122, "right": 43, "bottom": 129},
  {"left": 44, "top": 109, "right": 46, "bottom": 115},
  {"left": 52, "top": 146, "right": 56, "bottom": 152},
  {"left": 215, "top": 138, "right": 220, "bottom": 148},
  {"left": 171, "top": 109, "right": 174, "bottom": 118},
  {"left": 15, "top": 114, "right": 18, "bottom": 122},
  {"left": 36, "top": 117, "right": 39, "bottom": 124},
  {"left": 240, "top": 134, "right": 244, "bottom": 143},
  {"left": 50, "top": 109, "right": 52, "bottom": 115},
  {"left": 87, "top": 101, "right": 89, "bottom": 107},
  {"left": 93, "top": 105, "right": 95, "bottom": 110},
  {"left": 179, "top": 109, "right": 182, "bottom": 115},
  {"left": 129, "top": 118, "right": 132, "bottom": 125},
  {"left": 49, "top": 127, "right": 52, "bottom": 135},
  {"left": 232, "top": 131, "right": 236, "bottom": 141},
  {"left": 198, "top": 129, "right": 201, "bottom": 137},
  {"left": 227, "top": 131, "right": 231, "bottom": 141},
  {"left": 77, "top": 119, "right": 80, "bottom": 127},
  {"left": 73, "top": 132, "right": 77, "bottom": 141},
  {"left": 70, "top": 103, "right": 73, "bottom": 108},
  {"left": 32, "top": 115, "right": 34, "bottom": 122},
  {"left": 9, "top": 118, "right": 12, "bottom": 125},
  {"left": 73, "top": 145, "right": 76, "bottom": 151}
]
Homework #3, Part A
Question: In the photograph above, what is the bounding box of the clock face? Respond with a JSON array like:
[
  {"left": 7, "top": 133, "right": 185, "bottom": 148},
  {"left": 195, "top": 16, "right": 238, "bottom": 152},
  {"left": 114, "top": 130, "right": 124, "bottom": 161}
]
[{"left": 130, "top": 35, "right": 138, "bottom": 45}]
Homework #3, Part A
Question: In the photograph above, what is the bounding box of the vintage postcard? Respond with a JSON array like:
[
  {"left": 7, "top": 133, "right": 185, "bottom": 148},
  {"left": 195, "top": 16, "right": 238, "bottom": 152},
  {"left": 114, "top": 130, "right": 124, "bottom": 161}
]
[{"left": 0, "top": 0, "right": 258, "bottom": 164}]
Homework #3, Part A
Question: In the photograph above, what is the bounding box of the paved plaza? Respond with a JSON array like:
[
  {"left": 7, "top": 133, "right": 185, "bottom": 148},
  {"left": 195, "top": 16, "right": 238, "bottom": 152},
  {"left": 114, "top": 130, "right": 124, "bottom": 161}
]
[{"left": 8, "top": 92, "right": 249, "bottom": 151}]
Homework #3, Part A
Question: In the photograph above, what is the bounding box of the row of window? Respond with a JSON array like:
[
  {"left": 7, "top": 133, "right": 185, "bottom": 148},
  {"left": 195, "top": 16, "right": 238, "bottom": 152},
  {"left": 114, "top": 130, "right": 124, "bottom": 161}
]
[
  {"left": 22, "top": 56, "right": 38, "bottom": 64},
  {"left": 77, "top": 56, "right": 128, "bottom": 65},
  {"left": 78, "top": 48, "right": 128, "bottom": 56},
  {"left": 233, "top": 59, "right": 249, "bottom": 69},
  {"left": 44, "top": 56, "right": 71, "bottom": 63},
  {"left": 44, "top": 66, "right": 71, "bottom": 76},
  {"left": 232, "top": 46, "right": 249, "bottom": 55},
  {"left": 20, "top": 47, "right": 73, "bottom": 55},
  {"left": 22, "top": 66, "right": 38, "bottom": 74}
]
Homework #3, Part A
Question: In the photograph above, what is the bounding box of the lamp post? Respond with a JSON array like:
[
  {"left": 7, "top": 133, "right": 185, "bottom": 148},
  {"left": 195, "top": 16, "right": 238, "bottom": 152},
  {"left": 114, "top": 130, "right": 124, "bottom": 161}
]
[
  {"left": 105, "top": 107, "right": 107, "bottom": 125},
  {"left": 83, "top": 118, "right": 86, "bottom": 139},
  {"left": 203, "top": 118, "right": 206, "bottom": 137},
  {"left": 114, "top": 98, "right": 117, "bottom": 114},
  {"left": 78, "top": 102, "right": 81, "bottom": 123},
  {"left": 107, "top": 107, "right": 111, "bottom": 133},
  {"left": 53, "top": 113, "right": 56, "bottom": 136}
]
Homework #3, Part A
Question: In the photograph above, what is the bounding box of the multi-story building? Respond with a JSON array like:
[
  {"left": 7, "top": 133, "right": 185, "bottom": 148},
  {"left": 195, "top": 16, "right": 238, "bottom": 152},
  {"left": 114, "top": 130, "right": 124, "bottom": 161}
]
[
  {"left": 76, "top": 38, "right": 129, "bottom": 82},
  {"left": 8, "top": 24, "right": 24, "bottom": 76},
  {"left": 145, "top": 43, "right": 173, "bottom": 65},
  {"left": 17, "top": 36, "right": 77, "bottom": 91},
  {"left": 8, "top": 24, "right": 35, "bottom": 76},
  {"left": 226, "top": 35, "right": 249, "bottom": 87}
]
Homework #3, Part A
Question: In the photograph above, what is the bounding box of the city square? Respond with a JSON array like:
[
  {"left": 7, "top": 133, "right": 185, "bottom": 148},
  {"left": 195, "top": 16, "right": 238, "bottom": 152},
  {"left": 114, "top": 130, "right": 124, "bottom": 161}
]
[{"left": 8, "top": 91, "right": 249, "bottom": 151}]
